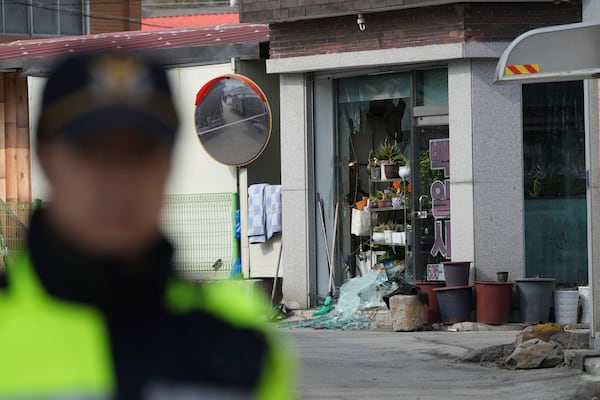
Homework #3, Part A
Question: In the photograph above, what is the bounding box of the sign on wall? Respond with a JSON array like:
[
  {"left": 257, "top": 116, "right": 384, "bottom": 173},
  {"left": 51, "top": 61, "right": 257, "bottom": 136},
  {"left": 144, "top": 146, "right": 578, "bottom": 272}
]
[{"left": 429, "top": 138, "right": 451, "bottom": 259}]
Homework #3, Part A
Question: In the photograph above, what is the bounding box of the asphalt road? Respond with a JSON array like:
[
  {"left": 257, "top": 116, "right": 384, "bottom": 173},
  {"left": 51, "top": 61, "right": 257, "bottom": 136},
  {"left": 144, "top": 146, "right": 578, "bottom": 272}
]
[{"left": 289, "top": 329, "right": 586, "bottom": 400}]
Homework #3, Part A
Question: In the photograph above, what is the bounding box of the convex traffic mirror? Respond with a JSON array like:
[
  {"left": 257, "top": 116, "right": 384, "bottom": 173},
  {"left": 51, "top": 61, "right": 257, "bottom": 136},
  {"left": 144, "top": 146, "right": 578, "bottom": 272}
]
[{"left": 194, "top": 74, "right": 272, "bottom": 166}]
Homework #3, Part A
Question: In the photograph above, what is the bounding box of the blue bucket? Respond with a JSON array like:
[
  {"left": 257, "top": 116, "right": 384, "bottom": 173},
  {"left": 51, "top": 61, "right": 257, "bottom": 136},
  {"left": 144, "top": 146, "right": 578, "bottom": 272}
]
[{"left": 434, "top": 286, "right": 473, "bottom": 324}]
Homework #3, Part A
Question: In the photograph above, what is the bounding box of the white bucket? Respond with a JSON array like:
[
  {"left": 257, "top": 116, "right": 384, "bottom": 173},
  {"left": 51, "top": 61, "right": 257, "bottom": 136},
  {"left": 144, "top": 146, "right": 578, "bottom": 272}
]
[
  {"left": 554, "top": 290, "right": 579, "bottom": 325},
  {"left": 578, "top": 286, "right": 591, "bottom": 324}
]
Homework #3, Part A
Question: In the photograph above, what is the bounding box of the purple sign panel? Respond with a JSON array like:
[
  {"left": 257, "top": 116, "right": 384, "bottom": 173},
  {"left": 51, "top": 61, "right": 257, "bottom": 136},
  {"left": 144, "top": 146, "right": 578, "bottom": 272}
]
[{"left": 429, "top": 139, "right": 451, "bottom": 259}]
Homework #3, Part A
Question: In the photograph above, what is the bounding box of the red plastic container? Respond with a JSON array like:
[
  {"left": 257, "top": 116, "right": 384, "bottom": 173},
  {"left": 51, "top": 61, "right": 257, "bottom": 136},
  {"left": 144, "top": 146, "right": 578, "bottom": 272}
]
[
  {"left": 475, "top": 281, "right": 513, "bottom": 324},
  {"left": 416, "top": 281, "right": 446, "bottom": 324}
]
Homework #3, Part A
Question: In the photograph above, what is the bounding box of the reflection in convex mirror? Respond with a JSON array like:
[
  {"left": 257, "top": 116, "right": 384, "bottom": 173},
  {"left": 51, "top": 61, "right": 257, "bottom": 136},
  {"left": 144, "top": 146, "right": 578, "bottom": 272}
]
[{"left": 194, "top": 74, "right": 272, "bottom": 166}]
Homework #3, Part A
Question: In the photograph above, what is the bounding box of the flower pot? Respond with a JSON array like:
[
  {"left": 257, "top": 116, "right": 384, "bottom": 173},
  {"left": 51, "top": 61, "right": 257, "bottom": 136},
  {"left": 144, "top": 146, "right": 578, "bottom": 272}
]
[
  {"left": 383, "top": 163, "right": 399, "bottom": 179},
  {"left": 433, "top": 286, "right": 473, "bottom": 324},
  {"left": 497, "top": 271, "right": 509, "bottom": 283},
  {"left": 398, "top": 165, "right": 410, "bottom": 180},
  {"left": 377, "top": 199, "right": 391, "bottom": 209},
  {"left": 391, "top": 197, "right": 403, "bottom": 209},
  {"left": 516, "top": 278, "right": 555, "bottom": 324},
  {"left": 554, "top": 290, "right": 579, "bottom": 325},
  {"left": 579, "top": 286, "right": 591, "bottom": 324},
  {"left": 417, "top": 281, "right": 446, "bottom": 324},
  {"left": 442, "top": 261, "right": 471, "bottom": 287},
  {"left": 372, "top": 232, "right": 385, "bottom": 242},
  {"left": 370, "top": 166, "right": 381, "bottom": 180},
  {"left": 475, "top": 282, "right": 513, "bottom": 324}
]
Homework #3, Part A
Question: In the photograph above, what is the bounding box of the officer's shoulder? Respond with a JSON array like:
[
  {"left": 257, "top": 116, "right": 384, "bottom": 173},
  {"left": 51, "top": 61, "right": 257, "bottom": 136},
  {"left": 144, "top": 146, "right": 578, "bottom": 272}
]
[{"left": 165, "top": 277, "right": 271, "bottom": 329}]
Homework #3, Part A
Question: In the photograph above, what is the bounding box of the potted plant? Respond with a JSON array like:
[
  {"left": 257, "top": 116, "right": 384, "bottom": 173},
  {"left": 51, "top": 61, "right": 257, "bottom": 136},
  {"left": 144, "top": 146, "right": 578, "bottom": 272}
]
[
  {"left": 367, "top": 150, "right": 381, "bottom": 180},
  {"left": 368, "top": 194, "right": 378, "bottom": 209},
  {"left": 373, "top": 140, "right": 407, "bottom": 180},
  {"left": 376, "top": 190, "right": 392, "bottom": 209},
  {"left": 391, "top": 181, "right": 404, "bottom": 208},
  {"left": 372, "top": 223, "right": 390, "bottom": 243}
]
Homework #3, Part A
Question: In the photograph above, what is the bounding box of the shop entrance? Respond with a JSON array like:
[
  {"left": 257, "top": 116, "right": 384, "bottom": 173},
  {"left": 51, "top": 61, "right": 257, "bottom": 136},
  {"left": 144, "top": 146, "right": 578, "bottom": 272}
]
[{"left": 316, "top": 68, "right": 448, "bottom": 294}]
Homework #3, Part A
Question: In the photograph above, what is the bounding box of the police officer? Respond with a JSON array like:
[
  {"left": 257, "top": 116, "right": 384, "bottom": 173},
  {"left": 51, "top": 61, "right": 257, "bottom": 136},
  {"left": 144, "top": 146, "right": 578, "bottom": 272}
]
[{"left": 0, "top": 53, "right": 294, "bottom": 399}]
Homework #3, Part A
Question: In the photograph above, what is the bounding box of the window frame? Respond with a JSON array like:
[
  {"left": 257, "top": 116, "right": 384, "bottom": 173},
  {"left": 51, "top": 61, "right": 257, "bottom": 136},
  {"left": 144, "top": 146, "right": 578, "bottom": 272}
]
[{"left": 0, "top": 0, "right": 88, "bottom": 37}]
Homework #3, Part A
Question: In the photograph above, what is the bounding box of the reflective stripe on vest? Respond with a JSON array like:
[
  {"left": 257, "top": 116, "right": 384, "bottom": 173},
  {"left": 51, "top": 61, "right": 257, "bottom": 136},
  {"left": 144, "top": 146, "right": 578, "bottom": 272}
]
[
  {"left": 0, "top": 252, "right": 115, "bottom": 398},
  {"left": 0, "top": 252, "right": 296, "bottom": 399}
]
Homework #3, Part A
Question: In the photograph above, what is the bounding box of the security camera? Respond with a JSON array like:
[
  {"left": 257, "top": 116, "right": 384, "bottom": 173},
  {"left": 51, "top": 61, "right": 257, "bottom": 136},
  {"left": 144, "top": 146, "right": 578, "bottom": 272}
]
[{"left": 357, "top": 13, "right": 366, "bottom": 31}]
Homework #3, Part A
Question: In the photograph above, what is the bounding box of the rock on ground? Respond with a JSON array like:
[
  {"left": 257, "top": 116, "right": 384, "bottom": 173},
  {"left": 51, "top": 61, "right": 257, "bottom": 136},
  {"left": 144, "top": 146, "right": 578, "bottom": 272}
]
[
  {"left": 389, "top": 295, "right": 424, "bottom": 332},
  {"left": 505, "top": 338, "right": 563, "bottom": 369},
  {"left": 514, "top": 323, "right": 564, "bottom": 346},
  {"left": 549, "top": 330, "right": 590, "bottom": 350}
]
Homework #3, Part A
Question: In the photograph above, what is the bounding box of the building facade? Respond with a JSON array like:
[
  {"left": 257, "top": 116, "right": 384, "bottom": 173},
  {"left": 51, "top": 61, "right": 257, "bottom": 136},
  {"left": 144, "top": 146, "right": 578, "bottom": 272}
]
[
  {"left": 0, "top": 0, "right": 142, "bottom": 204},
  {"left": 239, "top": 0, "right": 585, "bottom": 308}
]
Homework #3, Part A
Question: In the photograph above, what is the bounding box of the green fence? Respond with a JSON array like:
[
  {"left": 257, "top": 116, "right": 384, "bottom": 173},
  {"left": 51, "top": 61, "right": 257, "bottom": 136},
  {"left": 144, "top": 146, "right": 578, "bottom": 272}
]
[
  {"left": 0, "top": 194, "right": 237, "bottom": 277},
  {"left": 161, "top": 193, "right": 237, "bottom": 277},
  {"left": 0, "top": 202, "right": 33, "bottom": 269}
]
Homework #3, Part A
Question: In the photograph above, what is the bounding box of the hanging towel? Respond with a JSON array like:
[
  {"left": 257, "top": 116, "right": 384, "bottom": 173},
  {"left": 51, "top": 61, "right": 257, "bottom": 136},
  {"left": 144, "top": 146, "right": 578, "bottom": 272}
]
[
  {"left": 248, "top": 184, "right": 267, "bottom": 243},
  {"left": 264, "top": 185, "right": 282, "bottom": 240}
]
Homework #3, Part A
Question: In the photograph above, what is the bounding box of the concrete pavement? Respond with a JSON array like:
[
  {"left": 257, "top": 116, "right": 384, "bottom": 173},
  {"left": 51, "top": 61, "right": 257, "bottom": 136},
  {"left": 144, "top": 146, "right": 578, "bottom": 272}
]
[{"left": 288, "top": 329, "right": 586, "bottom": 400}]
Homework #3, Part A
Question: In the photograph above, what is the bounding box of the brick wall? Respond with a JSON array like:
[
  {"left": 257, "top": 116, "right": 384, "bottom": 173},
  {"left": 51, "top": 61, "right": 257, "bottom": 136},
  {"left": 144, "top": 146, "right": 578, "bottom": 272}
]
[
  {"left": 240, "top": 0, "right": 439, "bottom": 23},
  {"left": 90, "top": 0, "right": 142, "bottom": 34},
  {"left": 269, "top": 2, "right": 581, "bottom": 59}
]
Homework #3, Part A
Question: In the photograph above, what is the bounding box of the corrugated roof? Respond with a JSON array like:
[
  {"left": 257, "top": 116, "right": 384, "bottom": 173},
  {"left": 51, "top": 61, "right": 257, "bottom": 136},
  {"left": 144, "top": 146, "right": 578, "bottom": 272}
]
[
  {"left": 142, "top": 13, "right": 239, "bottom": 30},
  {"left": 0, "top": 24, "right": 269, "bottom": 65}
]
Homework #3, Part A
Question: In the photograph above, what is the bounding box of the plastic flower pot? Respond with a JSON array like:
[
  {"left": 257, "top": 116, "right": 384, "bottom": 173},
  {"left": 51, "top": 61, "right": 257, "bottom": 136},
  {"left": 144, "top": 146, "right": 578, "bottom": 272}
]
[
  {"left": 384, "top": 163, "right": 399, "bottom": 179},
  {"left": 416, "top": 281, "right": 446, "bottom": 324},
  {"left": 433, "top": 286, "right": 473, "bottom": 324},
  {"left": 554, "top": 290, "right": 579, "bottom": 325},
  {"left": 516, "top": 278, "right": 555, "bottom": 324},
  {"left": 442, "top": 261, "right": 471, "bottom": 287},
  {"left": 475, "top": 281, "right": 513, "bottom": 324},
  {"left": 579, "top": 286, "right": 591, "bottom": 324}
]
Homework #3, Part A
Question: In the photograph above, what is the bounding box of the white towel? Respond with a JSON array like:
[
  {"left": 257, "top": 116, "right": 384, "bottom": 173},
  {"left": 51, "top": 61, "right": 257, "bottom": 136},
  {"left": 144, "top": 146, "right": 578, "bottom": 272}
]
[{"left": 248, "top": 184, "right": 267, "bottom": 243}]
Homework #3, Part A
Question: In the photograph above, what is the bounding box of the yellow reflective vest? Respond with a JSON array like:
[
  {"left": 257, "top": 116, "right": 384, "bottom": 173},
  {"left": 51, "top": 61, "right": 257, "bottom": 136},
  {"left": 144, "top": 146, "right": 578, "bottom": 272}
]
[{"left": 0, "top": 251, "right": 296, "bottom": 399}]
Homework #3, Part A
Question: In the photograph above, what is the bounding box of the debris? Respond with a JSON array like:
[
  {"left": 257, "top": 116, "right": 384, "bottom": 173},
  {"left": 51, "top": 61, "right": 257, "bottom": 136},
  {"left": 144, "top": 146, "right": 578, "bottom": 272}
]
[
  {"left": 462, "top": 344, "right": 516, "bottom": 366},
  {"left": 382, "top": 282, "right": 429, "bottom": 309},
  {"left": 278, "top": 314, "right": 376, "bottom": 331},
  {"left": 549, "top": 330, "right": 590, "bottom": 350},
  {"left": 514, "top": 323, "right": 563, "bottom": 346},
  {"left": 389, "top": 295, "right": 424, "bottom": 332},
  {"left": 336, "top": 269, "right": 388, "bottom": 315},
  {"left": 505, "top": 338, "right": 563, "bottom": 369}
]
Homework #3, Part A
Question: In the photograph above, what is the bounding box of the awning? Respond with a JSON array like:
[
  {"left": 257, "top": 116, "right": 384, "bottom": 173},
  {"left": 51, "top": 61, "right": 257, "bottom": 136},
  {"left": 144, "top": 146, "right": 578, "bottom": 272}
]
[
  {"left": 495, "top": 20, "right": 600, "bottom": 84},
  {"left": 0, "top": 24, "right": 269, "bottom": 75}
]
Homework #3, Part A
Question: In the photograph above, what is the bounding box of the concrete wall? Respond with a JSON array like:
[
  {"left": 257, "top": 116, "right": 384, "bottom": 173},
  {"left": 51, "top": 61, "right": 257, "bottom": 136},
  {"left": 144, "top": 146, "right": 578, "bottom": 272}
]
[
  {"left": 470, "top": 59, "right": 524, "bottom": 281},
  {"left": 279, "top": 73, "right": 315, "bottom": 309},
  {"left": 28, "top": 63, "right": 238, "bottom": 200}
]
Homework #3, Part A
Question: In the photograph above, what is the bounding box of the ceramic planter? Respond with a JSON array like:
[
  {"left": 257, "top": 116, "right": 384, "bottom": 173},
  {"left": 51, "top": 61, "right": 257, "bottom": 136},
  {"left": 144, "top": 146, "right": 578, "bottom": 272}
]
[
  {"left": 475, "top": 282, "right": 513, "bottom": 324},
  {"left": 433, "top": 286, "right": 473, "bottom": 324},
  {"left": 416, "top": 281, "right": 446, "bottom": 324},
  {"left": 516, "top": 278, "right": 555, "bottom": 324},
  {"left": 442, "top": 261, "right": 471, "bottom": 287},
  {"left": 554, "top": 290, "right": 579, "bottom": 325}
]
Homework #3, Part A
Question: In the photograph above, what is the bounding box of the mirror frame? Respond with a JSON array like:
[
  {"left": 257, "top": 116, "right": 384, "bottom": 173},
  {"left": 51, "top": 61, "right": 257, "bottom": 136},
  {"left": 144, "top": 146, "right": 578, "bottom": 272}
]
[{"left": 194, "top": 74, "right": 272, "bottom": 167}]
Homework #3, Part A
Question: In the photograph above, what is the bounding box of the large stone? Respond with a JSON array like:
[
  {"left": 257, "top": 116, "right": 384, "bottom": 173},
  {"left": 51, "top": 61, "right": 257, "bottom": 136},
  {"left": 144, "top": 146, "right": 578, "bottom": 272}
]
[
  {"left": 514, "top": 323, "right": 564, "bottom": 346},
  {"left": 389, "top": 295, "right": 424, "bottom": 332},
  {"left": 549, "top": 331, "right": 590, "bottom": 350},
  {"left": 505, "top": 338, "right": 563, "bottom": 369}
]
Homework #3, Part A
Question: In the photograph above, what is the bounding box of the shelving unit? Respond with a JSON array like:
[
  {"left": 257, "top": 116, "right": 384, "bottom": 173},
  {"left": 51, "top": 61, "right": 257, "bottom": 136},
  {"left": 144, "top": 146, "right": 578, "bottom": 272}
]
[{"left": 367, "top": 175, "right": 411, "bottom": 273}]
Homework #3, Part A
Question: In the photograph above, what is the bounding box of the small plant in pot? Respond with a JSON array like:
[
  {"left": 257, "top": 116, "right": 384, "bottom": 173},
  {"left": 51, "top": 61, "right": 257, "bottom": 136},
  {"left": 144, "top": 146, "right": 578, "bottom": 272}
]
[
  {"left": 367, "top": 150, "right": 381, "bottom": 180},
  {"left": 368, "top": 194, "right": 378, "bottom": 209},
  {"left": 376, "top": 191, "right": 392, "bottom": 209},
  {"left": 373, "top": 140, "right": 407, "bottom": 180}
]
